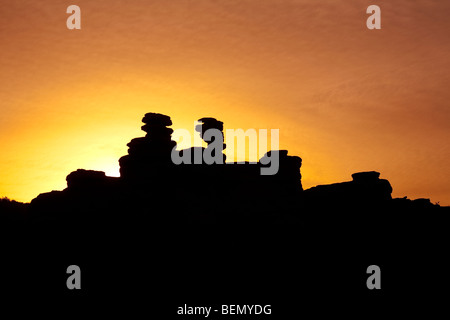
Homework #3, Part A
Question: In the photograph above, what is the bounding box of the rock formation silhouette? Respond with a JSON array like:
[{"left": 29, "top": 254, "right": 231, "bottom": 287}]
[
  {"left": 15, "top": 111, "right": 444, "bottom": 226},
  {"left": 119, "top": 112, "right": 176, "bottom": 179},
  {"left": 304, "top": 171, "right": 392, "bottom": 207},
  {"left": 1, "top": 112, "right": 449, "bottom": 311}
]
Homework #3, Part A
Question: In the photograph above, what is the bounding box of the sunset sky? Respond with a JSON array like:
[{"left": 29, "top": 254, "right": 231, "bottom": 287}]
[{"left": 1, "top": 0, "right": 449, "bottom": 205}]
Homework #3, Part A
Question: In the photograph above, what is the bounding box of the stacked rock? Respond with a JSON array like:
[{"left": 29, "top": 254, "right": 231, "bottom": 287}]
[
  {"left": 260, "top": 150, "right": 303, "bottom": 191},
  {"left": 119, "top": 113, "right": 176, "bottom": 178},
  {"left": 195, "top": 117, "right": 226, "bottom": 162}
]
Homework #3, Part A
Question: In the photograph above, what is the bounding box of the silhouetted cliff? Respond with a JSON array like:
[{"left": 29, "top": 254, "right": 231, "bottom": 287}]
[
  {"left": 1, "top": 112, "right": 449, "bottom": 312},
  {"left": 1, "top": 112, "right": 446, "bottom": 226}
]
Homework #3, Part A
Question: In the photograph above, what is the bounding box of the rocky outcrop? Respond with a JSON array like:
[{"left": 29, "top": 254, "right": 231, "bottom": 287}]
[
  {"left": 304, "top": 171, "right": 392, "bottom": 206},
  {"left": 195, "top": 117, "right": 226, "bottom": 161},
  {"left": 22, "top": 111, "right": 447, "bottom": 225},
  {"left": 119, "top": 112, "right": 177, "bottom": 179}
]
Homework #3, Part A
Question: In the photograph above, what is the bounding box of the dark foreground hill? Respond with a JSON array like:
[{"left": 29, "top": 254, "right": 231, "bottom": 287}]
[{"left": 1, "top": 113, "right": 449, "bottom": 316}]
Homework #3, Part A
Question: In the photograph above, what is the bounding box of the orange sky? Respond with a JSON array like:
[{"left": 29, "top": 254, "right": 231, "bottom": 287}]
[{"left": 1, "top": 0, "right": 449, "bottom": 204}]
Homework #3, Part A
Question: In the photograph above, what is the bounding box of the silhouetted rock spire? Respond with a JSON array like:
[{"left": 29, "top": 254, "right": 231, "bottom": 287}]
[
  {"left": 195, "top": 117, "right": 226, "bottom": 162},
  {"left": 119, "top": 112, "right": 176, "bottom": 179},
  {"left": 195, "top": 117, "right": 225, "bottom": 147}
]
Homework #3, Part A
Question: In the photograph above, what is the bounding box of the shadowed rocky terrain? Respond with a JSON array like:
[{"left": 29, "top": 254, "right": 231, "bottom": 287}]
[
  {"left": 1, "top": 112, "right": 443, "bottom": 223},
  {"left": 0, "top": 112, "right": 448, "bottom": 315}
]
